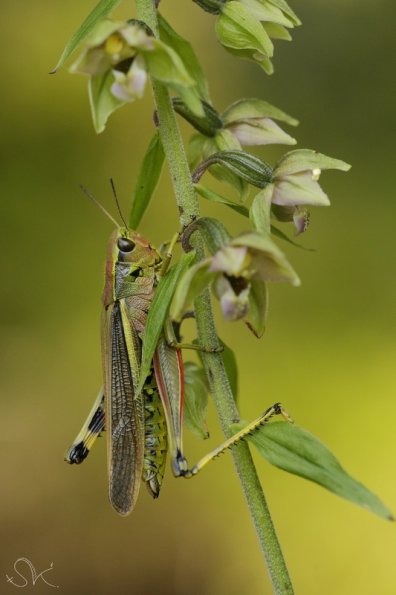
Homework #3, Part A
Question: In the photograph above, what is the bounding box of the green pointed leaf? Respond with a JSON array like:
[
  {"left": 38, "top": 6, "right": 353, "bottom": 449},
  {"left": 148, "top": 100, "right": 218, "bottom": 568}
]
[
  {"left": 270, "top": 224, "right": 314, "bottom": 251},
  {"left": 184, "top": 362, "right": 210, "bottom": 439},
  {"left": 138, "top": 251, "right": 196, "bottom": 393},
  {"left": 231, "top": 420, "right": 393, "bottom": 521},
  {"left": 129, "top": 131, "right": 164, "bottom": 229},
  {"left": 158, "top": 14, "right": 210, "bottom": 100},
  {"left": 222, "top": 98, "right": 298, "bottom": 127},
  {"left": 192, "top": 150, "right": 273, "bottom": 189},
  {"left": 250, "top": 186, "right": 272, "bottom": 235},
  {"left": 220, "top": 339, "right": 239, "bottom": 401},
  {"left": 50, "top": 0, "right": 123, "bottom": 73},
  {"left": 245, "top": 278, "right": 268, "bottom": 338},
  {"left": 89, "top": 70, "right": 124, "bottom": 133},
  {"left": 188, "top": 134, "right": 207, "bottom": 170},
  {"left": 170, "top": 260, "right": 216, "bottom": 322},
  {"left": 194, "top": 184, "right": 249, "bottom": 218}
]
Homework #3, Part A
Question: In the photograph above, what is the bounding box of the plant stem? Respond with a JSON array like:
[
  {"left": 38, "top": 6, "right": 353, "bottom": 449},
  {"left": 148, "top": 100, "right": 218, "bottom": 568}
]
[{"left": 135, "top": 1, "right": 294, "bottom": 592}]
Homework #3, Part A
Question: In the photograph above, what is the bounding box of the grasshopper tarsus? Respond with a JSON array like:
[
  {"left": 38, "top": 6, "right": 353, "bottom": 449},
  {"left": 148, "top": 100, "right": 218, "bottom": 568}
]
[{"left": 172, "top": 450, "right": 189, "bottom": 477}]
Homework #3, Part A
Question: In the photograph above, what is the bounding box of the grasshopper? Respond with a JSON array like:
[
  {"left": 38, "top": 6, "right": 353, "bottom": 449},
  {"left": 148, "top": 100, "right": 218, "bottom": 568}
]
[{"left": 65, "top": 188, "right": 291, "bottom": 515}]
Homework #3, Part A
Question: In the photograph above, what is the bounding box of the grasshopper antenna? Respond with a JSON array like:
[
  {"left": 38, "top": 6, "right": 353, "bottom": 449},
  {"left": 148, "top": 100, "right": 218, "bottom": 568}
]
[
  {"left": 79, "top": 184, "right": 120, "bottom": 228},
  {"left": 110, "top": 178, "right": 128, "bottom": 229}
]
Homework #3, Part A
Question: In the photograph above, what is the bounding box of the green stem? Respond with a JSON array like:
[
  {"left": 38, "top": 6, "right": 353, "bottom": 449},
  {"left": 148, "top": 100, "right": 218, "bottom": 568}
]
[{"left": 135, "top": 1, "right": 294, "bottom": 592}]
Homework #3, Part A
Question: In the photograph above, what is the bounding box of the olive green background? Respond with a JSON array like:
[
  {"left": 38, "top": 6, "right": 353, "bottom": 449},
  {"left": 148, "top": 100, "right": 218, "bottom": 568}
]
[{"left": 1, "top": 1, "right": 395, "bottom": 593}]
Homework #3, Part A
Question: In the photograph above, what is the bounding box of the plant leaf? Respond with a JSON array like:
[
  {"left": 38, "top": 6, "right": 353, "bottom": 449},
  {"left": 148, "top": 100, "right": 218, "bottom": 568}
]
[
  {"left": 250, "top": 186, "right": 272, "bottom": 235},
  {"left": 183, "top": 362, "right": 210, "bottom": 439},
  {"left": 270, "top": 224, "right": 314, "bottom": 251},
  {"left": 129, "top": 131, "right": 164, "bottom": 228},
  {"left": 220, "top": 339, "right": 239, "bottom": 401},
  {"left": 50, "top": 0, "right": 123, "bottom": 73},
  {"left": 231, "top": 420, "right": 393, "bottom": 521},
  {"left": 194, "top": 184, "right": 250, "bottom": 217},
  {"left": 158, "top": 14, "right": 210, "bottom": 101},
  {"left": 170, "top": 259, "right": 216, "bottom": 322},
  {"left": 138, "top": 251, "right": 196, "bottom": 393}
]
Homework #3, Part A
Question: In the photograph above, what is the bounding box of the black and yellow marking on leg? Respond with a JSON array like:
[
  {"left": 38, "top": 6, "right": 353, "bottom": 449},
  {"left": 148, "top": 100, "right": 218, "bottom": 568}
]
[{"left": 65, "top": 389, "right": 105, "bottom": 464}]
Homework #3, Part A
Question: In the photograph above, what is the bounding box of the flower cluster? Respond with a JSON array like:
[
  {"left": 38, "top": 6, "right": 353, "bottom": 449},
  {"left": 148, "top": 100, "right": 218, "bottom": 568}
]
[
  {"left": 187, "top": 98, "right": 298, "bottom": 197},
  {"left": 266, "top": 150, "right": 351, "bottom": 235},
  {"left": 71, "top": 19, "right": 202, "bottom": 132},
  {"left": 195, "top": 0, "right": 301, "bottom": 73},
  {"left": 172, "top": 230, "right": 299, "bottom": 337}
]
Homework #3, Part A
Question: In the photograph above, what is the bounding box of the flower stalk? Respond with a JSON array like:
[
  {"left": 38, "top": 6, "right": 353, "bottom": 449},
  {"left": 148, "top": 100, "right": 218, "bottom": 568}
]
[{"left": 135, "top": 0, "right": 294, "bottom": 592}]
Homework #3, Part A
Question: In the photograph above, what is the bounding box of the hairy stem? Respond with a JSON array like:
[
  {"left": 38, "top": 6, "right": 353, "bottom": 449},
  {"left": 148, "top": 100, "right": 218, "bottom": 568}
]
[{"left": 135, "top": 1, "right": 294, "bottom": 592}]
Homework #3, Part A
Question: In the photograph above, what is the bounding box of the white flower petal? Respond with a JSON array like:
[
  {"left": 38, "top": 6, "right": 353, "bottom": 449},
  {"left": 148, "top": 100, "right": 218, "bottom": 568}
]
[
  {"left": 210, "top": 246, "right": 250, "bottom": 276},
  {"left": 229, "top": 117, "right": 296, "bottom": 146},
  {"left": 215, "top": 277, "right": 250, "bottom": 321},
  {"left": 272, "top": 171, "right": 330, "bottom": 207},
  {"left": 110, "top": 57, "right": 147, "bottom": 102}
]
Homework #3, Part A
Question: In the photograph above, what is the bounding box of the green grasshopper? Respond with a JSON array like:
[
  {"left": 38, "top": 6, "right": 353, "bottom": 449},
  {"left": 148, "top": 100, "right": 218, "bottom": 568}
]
[{"left": 65, "top": 188, "right": 291, "bottom": 515}]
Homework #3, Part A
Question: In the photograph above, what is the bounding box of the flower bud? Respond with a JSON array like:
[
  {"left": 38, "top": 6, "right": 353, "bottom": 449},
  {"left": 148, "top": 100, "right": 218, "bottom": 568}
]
[{"left": 216, "top": 2, "right": 274, "bottom": 74}]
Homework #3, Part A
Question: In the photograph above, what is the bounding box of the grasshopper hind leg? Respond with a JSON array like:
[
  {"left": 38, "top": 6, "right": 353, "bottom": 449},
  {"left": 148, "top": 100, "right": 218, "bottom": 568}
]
[
  {"left": 65, "top": 389, "right": 105, "bottom": 464},
  {"left": 142, "top": 376, "right": 168, "bottom": 498},
  {"left": 178, "top": 403, "right": 293, "bottom": 478}
]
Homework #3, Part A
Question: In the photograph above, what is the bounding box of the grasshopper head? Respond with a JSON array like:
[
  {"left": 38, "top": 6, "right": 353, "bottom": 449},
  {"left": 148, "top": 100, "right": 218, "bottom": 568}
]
[
  {"left": 103, "top": 228, "right": 162, "bottom": 306},
  {"left": 109, "top": 228, "right": 161, "bottom": 268}
]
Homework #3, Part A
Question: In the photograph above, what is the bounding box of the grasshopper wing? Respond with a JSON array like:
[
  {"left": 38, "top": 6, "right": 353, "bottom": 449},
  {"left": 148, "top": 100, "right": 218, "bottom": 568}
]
[{"left": 102, "top": 300, "right": 145, "bottom": 515}]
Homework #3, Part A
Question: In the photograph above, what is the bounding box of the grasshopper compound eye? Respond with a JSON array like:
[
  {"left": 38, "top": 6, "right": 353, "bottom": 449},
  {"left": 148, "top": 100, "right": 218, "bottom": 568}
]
[{"left": 117, "top": 237, "right": 135, "bottom": 252}]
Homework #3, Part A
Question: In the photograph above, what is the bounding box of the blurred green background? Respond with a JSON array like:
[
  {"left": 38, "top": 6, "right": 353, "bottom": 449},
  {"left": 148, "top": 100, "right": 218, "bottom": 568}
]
[{"left": 1, "top": 0, "right": 395, "bottom": 593}]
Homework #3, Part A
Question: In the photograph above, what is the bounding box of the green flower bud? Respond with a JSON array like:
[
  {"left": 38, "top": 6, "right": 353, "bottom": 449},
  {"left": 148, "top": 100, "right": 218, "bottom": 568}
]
[
  {"left": 237, "top": 0, "right": 300, "bottom": 27},
  {"left": 192, "top": 149, "right": 273, "bottom": 189},
  {"left": 216, "top": 2, "right": 274, "bottom": 74}
]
